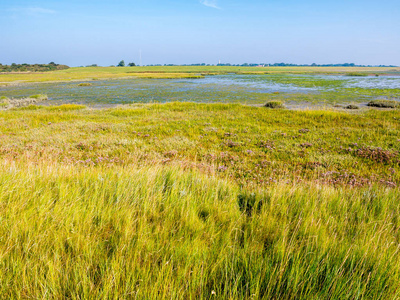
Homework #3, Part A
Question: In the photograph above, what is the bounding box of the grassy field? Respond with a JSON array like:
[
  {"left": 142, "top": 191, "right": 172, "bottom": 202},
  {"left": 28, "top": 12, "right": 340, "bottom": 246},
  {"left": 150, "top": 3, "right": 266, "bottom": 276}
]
[
  {"left": 1, "top": 66, "right": 399, "bottom": 85},
  {"left": 0, "top": 103, "right": 400, "bottom": 298}
]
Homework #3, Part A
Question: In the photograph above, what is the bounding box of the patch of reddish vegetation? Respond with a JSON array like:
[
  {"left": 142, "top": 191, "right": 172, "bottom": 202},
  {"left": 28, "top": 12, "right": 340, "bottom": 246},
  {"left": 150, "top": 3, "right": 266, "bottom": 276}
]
[{"left": 342, "top": 146, "right": 399, "bottom": 164}]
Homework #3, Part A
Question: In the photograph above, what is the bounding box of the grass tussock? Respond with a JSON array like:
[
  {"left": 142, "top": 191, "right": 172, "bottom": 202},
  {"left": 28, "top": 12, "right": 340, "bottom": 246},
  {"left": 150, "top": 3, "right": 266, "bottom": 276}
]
[
  {"left": 78, "top": 82, "right": 93, "bottom": 86},
  {"left": 29, "top": 94, "right": 48, "bottom": 100},
  {"left": 345, "top": 104, "right": 360, "bottom": 109},
  {"left": 367, "top": 99, "right": 400, "bottom": 108}
]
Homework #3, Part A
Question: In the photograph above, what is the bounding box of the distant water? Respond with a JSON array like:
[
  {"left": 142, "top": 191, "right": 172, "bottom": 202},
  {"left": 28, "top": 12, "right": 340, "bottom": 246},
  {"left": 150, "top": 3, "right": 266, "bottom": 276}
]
[{"left": 0, "top": 75, "right": 399, "bottom": 106}]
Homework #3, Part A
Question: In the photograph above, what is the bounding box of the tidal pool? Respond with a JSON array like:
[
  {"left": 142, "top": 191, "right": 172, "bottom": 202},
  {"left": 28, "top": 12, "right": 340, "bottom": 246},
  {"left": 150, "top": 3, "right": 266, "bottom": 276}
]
[{"left": 0, "top": 74, "right": 399, "bottom": 107}]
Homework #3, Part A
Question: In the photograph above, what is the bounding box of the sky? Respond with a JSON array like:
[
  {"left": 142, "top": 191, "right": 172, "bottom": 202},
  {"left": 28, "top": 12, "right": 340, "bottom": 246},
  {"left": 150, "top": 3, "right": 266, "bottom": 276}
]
[{"left": 0, "top": 0, "right": 399, "bottom": 66}]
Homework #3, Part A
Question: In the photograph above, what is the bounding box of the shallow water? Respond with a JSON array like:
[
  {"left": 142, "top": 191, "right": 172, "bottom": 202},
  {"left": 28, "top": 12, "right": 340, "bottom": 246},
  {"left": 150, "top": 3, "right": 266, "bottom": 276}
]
[{"left": 0, "top": 74, "right": 399, "bottom": 106}]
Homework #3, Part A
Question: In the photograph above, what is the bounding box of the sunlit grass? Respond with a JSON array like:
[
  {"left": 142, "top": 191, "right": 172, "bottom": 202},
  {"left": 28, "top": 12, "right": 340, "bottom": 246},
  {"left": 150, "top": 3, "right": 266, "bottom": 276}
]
[
  {"left": 0, "top": 161, "right": 399, "bottom": 298},
  {"left": 0, "top": 102, "right": 399, "bottom": 298}
]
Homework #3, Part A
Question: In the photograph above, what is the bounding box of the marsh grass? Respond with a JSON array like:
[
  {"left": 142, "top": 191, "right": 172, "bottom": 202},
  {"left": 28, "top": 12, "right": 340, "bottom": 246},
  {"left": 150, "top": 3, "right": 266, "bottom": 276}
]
[
  {"left": 0, "top": 102, "right": 398, "bottom": 187},
  {"left": 0, "top": 103, "right": 399, "bottom": 298},
  {"left": 0, "top": 163, "right": 399, "bottom": 299}
]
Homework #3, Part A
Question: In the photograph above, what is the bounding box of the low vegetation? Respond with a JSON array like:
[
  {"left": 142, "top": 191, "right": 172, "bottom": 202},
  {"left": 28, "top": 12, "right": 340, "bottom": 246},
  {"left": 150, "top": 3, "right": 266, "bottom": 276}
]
[
  {"left": 0, "top": 102, "right": 399, "bottom": 298},
  {"left": 367, "top": 99, "right": 400, "bottom": 108},
  {"left": 0, "top": 102, "right": 398, "bottom": 187},
  {"left": 346, "top": 72, "right": 369, "bottom": 77},
  {"left": 0, "top": 94, "right": 48, "bottom": 109}
]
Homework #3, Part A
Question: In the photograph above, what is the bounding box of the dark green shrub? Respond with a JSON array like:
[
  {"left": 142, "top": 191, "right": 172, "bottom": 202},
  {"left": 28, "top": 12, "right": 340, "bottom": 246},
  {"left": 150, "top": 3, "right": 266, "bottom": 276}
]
[
  {"left": 367, "top": 100, "right": 399, "bottom": 108},
  {"left": 345, "top": 104, "right": 359, "bottom": 109},
  {"left": 264, "top": 101, "right": 285, "bottom": 109}
]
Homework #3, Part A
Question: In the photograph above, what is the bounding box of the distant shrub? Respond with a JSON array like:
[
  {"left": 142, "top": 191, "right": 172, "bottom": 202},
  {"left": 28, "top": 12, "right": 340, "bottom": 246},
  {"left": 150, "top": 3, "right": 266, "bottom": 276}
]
[
  {"left": 78, "top": 83, "right": 92, "bottom": 87},
  {"left": 367, "top": 100, "right": 399, "bottom": 108},
  {"left": 345, "top": 104, "right": 359, "bottom": 109},
  {"left": 46, "top": 104, "right": 87, "bottom": 111},
  {"left": 264, "top": 101, "right": 285, "bottom": 109},
  {"left": 346, "top": 73, "right": 368, "bottom": 77}
]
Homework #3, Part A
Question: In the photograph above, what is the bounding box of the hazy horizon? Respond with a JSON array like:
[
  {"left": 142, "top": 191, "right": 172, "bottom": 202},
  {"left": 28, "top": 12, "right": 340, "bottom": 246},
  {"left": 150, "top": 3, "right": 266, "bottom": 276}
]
[{"left": 1, "top": 0, "right": 399, "bottom": 67}]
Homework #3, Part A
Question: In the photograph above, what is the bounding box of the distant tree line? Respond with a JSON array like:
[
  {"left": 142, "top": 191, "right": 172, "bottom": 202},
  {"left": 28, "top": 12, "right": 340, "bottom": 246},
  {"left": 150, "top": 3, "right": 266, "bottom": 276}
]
[
  {"left": 145, "top": 63, "right": 398, "bottom": 67},
  {"left": 0, "top": 62, "right": 70, "bottom": 72},
  {"left": 117, "top": 60, "right": 136, "bottom": 67}
]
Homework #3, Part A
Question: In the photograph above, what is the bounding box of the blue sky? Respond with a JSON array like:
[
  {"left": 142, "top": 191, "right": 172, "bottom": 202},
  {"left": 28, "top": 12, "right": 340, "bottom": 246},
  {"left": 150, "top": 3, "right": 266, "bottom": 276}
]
[{"left": 1, "top": 0, "right": 399, "bottom": 66}]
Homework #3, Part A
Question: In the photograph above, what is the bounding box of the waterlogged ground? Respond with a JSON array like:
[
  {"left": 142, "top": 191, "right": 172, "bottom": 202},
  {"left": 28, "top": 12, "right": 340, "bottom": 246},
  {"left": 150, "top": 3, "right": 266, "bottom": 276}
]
[{"left": 1, "top": 74, "right": 399, "bottom": 107}]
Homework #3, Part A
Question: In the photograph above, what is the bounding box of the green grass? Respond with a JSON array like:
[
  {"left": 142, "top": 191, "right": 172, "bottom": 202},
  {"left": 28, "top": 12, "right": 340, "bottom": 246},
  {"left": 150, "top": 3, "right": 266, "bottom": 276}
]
[
  {"left": 0, "top": 164, "right": 399, "bottom": 298},
  {"left": 0, "top": 102, "right": 398, "bottom": 187},
  {"left": 0, "top": 102, "right": 399, "bottom": 298}
]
